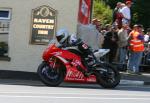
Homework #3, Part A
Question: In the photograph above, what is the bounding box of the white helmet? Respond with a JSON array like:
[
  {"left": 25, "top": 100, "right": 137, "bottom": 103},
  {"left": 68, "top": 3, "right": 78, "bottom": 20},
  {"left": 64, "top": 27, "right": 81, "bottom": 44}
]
[{"left": 56, "top": 28, "right": 69, "bottom": 44}]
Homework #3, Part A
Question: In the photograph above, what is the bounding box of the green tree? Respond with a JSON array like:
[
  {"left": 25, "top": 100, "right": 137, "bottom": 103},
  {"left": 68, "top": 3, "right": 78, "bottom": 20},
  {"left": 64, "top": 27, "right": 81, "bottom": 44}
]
[
  {"left": 132, "top": 0, "right": 150, "bottom": 29},
  {"left": 104, "top": 0, "right": 124, "bottom": 9},
  {"left": 102, "top": 0, "right": 150, "bottom": 29},
  {"left": 93, "top": 0, "right": 112, "bottom": 24}
]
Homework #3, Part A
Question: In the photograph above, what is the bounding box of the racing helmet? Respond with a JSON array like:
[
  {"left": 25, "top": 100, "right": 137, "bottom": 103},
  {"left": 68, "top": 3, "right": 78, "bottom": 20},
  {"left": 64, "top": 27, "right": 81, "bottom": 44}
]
[{"left": 56, "top": 28, "right": 69, "bottom": 44}]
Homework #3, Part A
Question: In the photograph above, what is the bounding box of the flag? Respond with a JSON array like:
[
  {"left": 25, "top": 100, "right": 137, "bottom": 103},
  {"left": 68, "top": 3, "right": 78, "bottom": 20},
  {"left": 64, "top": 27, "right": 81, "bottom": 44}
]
[{"left": 78, "top": 0, "right": 92, "bottom": 25}]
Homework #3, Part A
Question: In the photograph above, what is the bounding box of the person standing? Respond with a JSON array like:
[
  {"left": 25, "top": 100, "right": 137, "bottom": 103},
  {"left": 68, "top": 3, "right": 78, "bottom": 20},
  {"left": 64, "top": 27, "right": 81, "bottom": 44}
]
[
  {"left": 112, "top": 2, "right": 123, "bottom": 29},
  {"left": 102, "top": 26, "right": 119, "bottom": 63},
  {"left": 117, "top": 23, "right": 129, "bottom": 70},
  {"left": 144, "top": 28, "right": 150, "bottom": 43},
  {"left": 120, "top": 1, "right": 132, "bottom": 25},
  {"left": 91, "top": 19, "right": 102, "bottom": 49},
  {"left": 144, "top": 28, "right": 150, "bottom": 64},
  {"left": 112, "top": 2, "right": 122, "bottom": 22},
  {"left": 128, "top": 24, "right": 145, "bottom": 74}
]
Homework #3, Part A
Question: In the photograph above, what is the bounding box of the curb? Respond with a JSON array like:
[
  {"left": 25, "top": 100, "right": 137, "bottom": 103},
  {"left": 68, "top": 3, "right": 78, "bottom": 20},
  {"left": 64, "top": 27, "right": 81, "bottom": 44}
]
[
  {"left": 144, "top": 81, "right": 150, "bottom": 85},
  {"left": 121, "top": 80, "right": 150, "bottom": 86},
  {"left": 0, "top": 70, "right": 39, "bottom": 80},
  {"left": 120, "top": 80, "right": 144, "bottom": 86},
  {"left": 0, "top": 70, "right": 150, "bottom": 86},
  {"left": 120, "top": 72, "right": 150, "bottom": 86}
]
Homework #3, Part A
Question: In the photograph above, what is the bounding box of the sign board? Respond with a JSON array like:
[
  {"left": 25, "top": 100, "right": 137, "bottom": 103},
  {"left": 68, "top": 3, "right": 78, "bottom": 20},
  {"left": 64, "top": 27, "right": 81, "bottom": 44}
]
[{"left": 30, "top": 5, "right": 57, "bottom": 45}]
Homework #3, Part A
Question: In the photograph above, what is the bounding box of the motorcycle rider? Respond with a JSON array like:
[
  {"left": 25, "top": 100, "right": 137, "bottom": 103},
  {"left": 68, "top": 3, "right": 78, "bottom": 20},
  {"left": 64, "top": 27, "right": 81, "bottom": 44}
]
[{"left": 56, "top": 28, "right": 99, "bottom": 73}]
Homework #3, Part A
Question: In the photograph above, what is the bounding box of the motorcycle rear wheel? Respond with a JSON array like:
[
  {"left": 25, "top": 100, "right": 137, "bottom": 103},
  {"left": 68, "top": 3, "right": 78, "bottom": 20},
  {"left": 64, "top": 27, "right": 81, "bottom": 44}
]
[
  {"left": 95, "top": 63, "right": 120, "bottom": 88},
  {"left": 37, "top": 61, "right": 64, "bottom": 86}
]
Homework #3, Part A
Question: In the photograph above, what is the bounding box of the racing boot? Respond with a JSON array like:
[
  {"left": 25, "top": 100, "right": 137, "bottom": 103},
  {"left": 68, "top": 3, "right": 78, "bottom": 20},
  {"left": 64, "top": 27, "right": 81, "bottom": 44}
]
[{"left": 84, "top": 56, "right": 99, "bottom": 76}]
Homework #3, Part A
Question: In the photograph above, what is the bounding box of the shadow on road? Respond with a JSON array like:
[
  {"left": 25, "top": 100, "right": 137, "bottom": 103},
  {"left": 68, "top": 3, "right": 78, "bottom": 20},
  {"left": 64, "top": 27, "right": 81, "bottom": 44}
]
[{"left": 0, "top": 79, "right": 150, "bottom": 92}]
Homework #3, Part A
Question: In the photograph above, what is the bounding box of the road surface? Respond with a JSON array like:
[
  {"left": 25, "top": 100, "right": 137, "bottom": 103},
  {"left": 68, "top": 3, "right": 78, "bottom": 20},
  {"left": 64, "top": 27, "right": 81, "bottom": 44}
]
[{"left": 0, "top": 79, "right": 150, "bottom": 103}]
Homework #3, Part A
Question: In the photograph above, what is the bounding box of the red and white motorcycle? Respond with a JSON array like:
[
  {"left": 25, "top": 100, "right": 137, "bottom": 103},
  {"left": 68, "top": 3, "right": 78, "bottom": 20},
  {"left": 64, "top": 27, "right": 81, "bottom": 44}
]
[{"left": 37, "top": 40, "right": 120, "bottom": 88}]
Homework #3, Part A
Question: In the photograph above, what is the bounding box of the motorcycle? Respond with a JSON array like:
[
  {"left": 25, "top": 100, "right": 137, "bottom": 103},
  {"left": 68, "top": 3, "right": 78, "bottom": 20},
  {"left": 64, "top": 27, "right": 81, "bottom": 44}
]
[{"left": 37, "top": 40, "right": 120, "bottom": 88}]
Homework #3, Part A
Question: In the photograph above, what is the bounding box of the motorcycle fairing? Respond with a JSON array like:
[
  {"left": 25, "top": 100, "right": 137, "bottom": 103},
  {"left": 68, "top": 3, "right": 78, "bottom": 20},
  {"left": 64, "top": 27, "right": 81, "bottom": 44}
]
[{"left": 50, "top": 49, "right": 96, "bottom": 83}]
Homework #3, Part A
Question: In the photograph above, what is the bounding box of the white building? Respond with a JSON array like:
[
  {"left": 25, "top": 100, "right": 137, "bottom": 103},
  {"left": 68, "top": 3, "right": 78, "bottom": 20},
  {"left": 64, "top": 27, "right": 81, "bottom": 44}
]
[{"left": 0, "top": 0, "right": 79, "bottom": 72}]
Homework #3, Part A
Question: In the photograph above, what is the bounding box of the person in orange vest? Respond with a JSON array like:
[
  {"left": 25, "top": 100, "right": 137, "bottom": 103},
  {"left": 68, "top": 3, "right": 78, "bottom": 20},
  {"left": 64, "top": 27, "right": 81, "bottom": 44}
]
[{"left": 127, "top": 24, "right": 144, "bottom": 74}]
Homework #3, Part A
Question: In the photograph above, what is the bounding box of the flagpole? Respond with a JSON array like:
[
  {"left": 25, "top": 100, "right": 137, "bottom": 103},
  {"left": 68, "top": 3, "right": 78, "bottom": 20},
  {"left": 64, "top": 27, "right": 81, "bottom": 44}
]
[{"left": 90, "top": 0, "right": 93, "bottom": 23}]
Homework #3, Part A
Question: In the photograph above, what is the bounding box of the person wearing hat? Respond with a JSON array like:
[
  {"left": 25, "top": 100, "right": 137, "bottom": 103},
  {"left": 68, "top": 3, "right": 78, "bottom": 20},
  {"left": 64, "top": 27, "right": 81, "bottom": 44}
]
[
  {"left": 120, "top": 1, "right": 132, "bottom": 25},
  {"left": 127, "top": 24, "right": 145, "bottom": 75}
]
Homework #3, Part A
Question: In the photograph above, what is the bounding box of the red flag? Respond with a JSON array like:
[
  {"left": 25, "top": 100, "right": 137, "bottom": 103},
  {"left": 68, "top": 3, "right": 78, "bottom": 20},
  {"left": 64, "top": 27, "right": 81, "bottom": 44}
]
[{"left": 78, "top": 0, "right": 91, "bottom": 25}]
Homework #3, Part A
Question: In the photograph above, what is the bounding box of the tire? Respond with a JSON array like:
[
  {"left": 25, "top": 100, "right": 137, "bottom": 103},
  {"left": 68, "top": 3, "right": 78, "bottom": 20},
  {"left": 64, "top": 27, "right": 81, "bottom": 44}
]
[
  {"left": 95, "top": 63, "right": 120, "bottom": 88},
  {"left": 37, "top": 61, "right": 64, "bottom": 86}
]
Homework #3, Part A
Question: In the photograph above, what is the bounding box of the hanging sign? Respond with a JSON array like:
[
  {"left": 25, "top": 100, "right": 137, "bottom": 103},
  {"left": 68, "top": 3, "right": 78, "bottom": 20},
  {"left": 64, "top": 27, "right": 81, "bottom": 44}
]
[{"left": 30, "top": 5, "right": 57, "bottom": 45}]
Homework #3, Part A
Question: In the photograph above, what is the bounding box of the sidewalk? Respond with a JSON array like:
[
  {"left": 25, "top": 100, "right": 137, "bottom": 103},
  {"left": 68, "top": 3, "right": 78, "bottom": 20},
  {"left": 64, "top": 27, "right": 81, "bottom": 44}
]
[
  {"left": 0, "top": 70, "right": 150, "bottom": 86},
  {"left": 121, "top": 72, "right": 150, "bottom": 85}
]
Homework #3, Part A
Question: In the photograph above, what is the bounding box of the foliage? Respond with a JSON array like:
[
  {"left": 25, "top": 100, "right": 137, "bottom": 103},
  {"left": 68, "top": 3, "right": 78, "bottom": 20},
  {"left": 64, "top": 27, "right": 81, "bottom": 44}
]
[
  {"left": 102, "top": 0, "right": 150, "bottom": 29},
  {"left": 0, "top": 42, "right": 7, "bottom": 48},
  {"left": 0, "top": 42, "right": 8, "bottom": 56},
  {"left": 104, "top": 0, "right": 124, "bottom": 9},
  {"left": 132, "top": 0, "right": 150, "bottom": 29},
  {"left": 93, "top": 0, "right": 112, "bottom": 24}
]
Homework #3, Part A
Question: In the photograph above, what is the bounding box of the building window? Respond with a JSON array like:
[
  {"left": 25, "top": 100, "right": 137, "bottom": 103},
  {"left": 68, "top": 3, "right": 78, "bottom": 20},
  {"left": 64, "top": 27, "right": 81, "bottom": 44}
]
[
  {"left": 0, "top": 9, "right": 11, "bottom": 20},
  {"left": 0, "top": 8, "right": 11, "bottom": 61}
]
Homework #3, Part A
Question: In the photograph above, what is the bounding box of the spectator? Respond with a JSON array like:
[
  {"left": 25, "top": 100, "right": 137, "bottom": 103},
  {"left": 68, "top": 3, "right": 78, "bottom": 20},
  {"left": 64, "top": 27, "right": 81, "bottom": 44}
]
[
  {"left": 102, "top": 26, "right": 119, "bottom": 63},
  {"left": 94, "top": 19, "right": 104, "bottom": 48},
  {"left": 92, "top": 19, "right": 102, "bottom": 31},
  {"left": 92, "top": 18, "right": 103, "bottom": 49},
  {"left": 127, "top": 24, "right": 145, "bottom": 75},
  {"left": 117, "top": 23, "right": 129, "bottom": 70},
  {"left": 120, "top": 3, "right": 126, "bottom": 9},
  {"left": 120, "top": 1, "right": 132, "bottom": 26},
  {"left": 144, "top": 28, "right": 150, "bottom": 43},
  {"left": 112, "top": 2, "right": 122, "bottom": 22},
  {"left": 112, "top": 2, "right": 123, "bottom": 29},
  {"left": 112, "top": 22, "right": 119, "bottom": 32},
  {"left": 145, "top": 28, "right": 150, "bottom": 64},
  {"left": 104, "top": 24, "right": 112, "bottom": 34}
]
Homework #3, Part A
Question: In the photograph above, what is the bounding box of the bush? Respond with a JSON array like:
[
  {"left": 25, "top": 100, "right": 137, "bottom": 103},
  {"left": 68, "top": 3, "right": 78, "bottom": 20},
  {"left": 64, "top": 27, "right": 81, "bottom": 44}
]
[
  {"left": 93, "top": 0, "right": 112, "bottom": 25},
  {"left": 0, "top": 42, "right": 8, "bottom": 56}
]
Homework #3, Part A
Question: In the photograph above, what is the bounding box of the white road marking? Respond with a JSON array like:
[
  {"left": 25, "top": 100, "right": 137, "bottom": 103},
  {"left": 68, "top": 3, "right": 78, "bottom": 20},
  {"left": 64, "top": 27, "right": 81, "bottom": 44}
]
[
  {"left": 0, "top": 95, "right": 150, "bottom": 100},
  {"left": 0, "top": 91, "right": 150, "bottom": 97}
]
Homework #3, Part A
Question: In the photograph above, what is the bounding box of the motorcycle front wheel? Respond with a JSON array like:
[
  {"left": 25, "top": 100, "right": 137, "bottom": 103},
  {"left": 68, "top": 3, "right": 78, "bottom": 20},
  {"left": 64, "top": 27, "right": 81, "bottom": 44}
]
[
  {"left": 37, "top": 61, "right": 64, "bottom": 86},
  {"left": 95, "top": 63, "right": 120, "bottom": 88}
]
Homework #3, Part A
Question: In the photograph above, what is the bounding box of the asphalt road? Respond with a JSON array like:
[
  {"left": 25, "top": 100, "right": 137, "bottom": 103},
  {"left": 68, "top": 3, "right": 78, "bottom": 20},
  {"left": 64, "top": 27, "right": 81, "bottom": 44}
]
[{"left": 0, "top": 79, "right": 150, "bottom": 103}]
